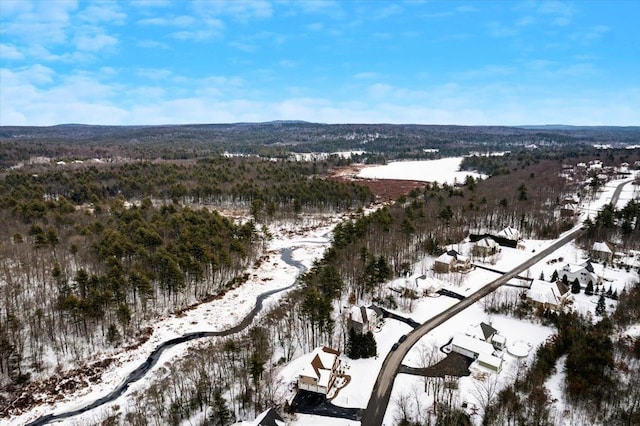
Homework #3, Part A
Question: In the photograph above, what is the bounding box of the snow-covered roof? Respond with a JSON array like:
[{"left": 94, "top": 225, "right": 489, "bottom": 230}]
[
  {"left": 239, "top": 408, "right": 286, "bottom": 426},
  {"left": 417, "top": 276, "right": 444, "bottom": 292},
  {"left": 497, "top": 226, "right": 519, "bottom": 240},
  {"left": 465, "top": 323, "right": 497, "bottom": 341},
  {"left": 592, "top": 241, "right": 612, "bottom": 254},
  {"left": 435, "top": 253, "right": 456, "bottom": 264},
  {"left": 452, "top": 333, "right": 494, "bottom": 356},
  {"left": 476, "top": 237, "right": 498, "bottom": 248},
  {"left": 560, "top": 263, "right": 586, "bottom": 274},
  {"left": 477, "top": 352, "right": 503, "bottom": 370},
  {"left": 299, "top": 346, "right": 339, "bottom": 383},
  {"left": 348, "top": 306, "right": 366, "bottom": 324},
  {"left": 527, "top": 279, "right": 569, "bottom": 305}
]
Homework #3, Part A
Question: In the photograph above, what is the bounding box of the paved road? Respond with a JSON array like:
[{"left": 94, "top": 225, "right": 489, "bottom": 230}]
[
  {"left": 361, "top": 178, "right": 633, "bottom": 426},
  {"left": 360, "top": 227, "right": 584, "bottom": 425},
  {"left": 26, "top": 248, "right": 306, "bottom": 426}
]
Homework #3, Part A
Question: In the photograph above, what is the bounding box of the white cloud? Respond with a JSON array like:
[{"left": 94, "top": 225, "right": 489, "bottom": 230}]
[
  {"left": 0, "top": 43, "right": 24, "bottom": 60},
  {"left": 487, "top": 21, "right": 517, "bottom": 38},
  {"left": 75, "top": 33, "right": 118, "bottom": 51},
  {"left": 137, "top": 40, "right": 170, "bottom": 49},
  {"left": 78, "top": 2, "right": 126, "bottom": 25},
  {"left": 137, "top": 15, "right": 195, "bottom": 27},
  {"left": 136, "top": 68, "right": 173, "bottom": 80},
  {"left": 570, "top": 25, "right": 610, "bottom": 43},
  {"left": 453, "top": 65, "right": 515, "bottom": 80},
  {"left": 354, "top": 72, "right": 377, "bottom": 79},
  {"left": 537, "top": 1, "right": 573, "bottom": 26},
  {"left": 193, "top": 0, "right": 273, "bottom": 21},
  {"left": 2, "top": 0, "right": 78, "bottom": 45}
]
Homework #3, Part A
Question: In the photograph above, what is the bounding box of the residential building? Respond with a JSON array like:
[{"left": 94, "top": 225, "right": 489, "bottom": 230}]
[
  {"left": 451, "top": 333, "right": 495, "bottom": 359},
  {"left": 433, "top": 249, "right": 470, "bottom": 273},
  {"left": 496, "top": 226, "right": 520, "bottom": 241},
  {"left": 297, "top": 346, "right": 341, "bottom": 395},
  {"left": 233, "top": 408, "right": 286, "bottom": 426},
  {"left": 473, "top": 237, "right": 499, "bottom": 257},
  {"left": 591, "top": 241, "right": 613, "bottom": 263},
  {"left": 557, "top": 261, "right": 598, "bottom": 287},
  {"left": 526, "top": 279, "right": 572, "bottom": 311},
  {"left": 346, "top": 306, "right": 381, "bottom": 334}
]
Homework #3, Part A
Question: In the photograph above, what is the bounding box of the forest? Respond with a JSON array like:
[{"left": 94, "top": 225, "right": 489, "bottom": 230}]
[{"left": 0, "top": 124, "right": 639, "bottom": 425}]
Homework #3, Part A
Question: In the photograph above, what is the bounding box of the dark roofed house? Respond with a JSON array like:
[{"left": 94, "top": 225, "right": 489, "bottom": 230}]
[{"left": 234, "top": 407, "right": 286, "bottom": 426}]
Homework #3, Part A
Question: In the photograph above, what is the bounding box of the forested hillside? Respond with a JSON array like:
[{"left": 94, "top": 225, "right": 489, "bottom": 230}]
[{"left": 0, "top": 156, "right": 371, "bottom": 393}]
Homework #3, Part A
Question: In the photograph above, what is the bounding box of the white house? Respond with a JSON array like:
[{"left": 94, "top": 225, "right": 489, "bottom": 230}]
[
  {"left": 434, "top": 250, "right": 470, "bottom": 273},
  {"left": 297, "top": 346, "right": 341, "bottom": 395},
  {"left": 526, "top": 279, "right": 572, "bottom": 310},
  {"left": 476, "top": 352, "right": 504, "bottom": 373},
  {"left": 473, "top": 237, "right": 499, "bottom": 257},
  {"left": 464, "top": 322, "right": 506, "bottom": 350},
  {"left": 346, "top": 306, "right": 381, "bottom": 334},
  {"left": 557, "top": 261, "right": 598, "bottom": 287},
  {"left": 496, "top": 226, "right": 520, "bottom": 241},
  {"left": 400, "top": 273, "right": 444, "bottom": 295},
  {"left": 233, "top": 408, "right": 286, "bottom": 426},
  {"left": 451, "top": 333, "right": 495, "bottom": 359}
]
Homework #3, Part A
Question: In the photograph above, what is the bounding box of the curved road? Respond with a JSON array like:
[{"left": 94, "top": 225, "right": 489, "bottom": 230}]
[
  {"left": 27, "top": 248, "right": 307, "bottom": 426},
  {"left": 361, "top": 178, "right": 632, "bottom": 426}
]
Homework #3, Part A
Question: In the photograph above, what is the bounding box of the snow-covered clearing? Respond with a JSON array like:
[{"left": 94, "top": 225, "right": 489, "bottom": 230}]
[{"left": 356, "top": 157, "right": 485, "bottom": 184}]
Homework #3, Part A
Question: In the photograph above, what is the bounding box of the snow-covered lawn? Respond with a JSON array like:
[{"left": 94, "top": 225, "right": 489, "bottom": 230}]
[
  {"left": 383, "top": 303, "right": 556, "bottom": 426},
  {"left": 357, "top": 157, "right": 485, "bottom": 185}
]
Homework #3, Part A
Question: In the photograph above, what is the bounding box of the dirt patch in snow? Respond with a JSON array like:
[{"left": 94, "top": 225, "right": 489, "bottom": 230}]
[
  {"left": 0, "top": 358, "right": 115, "bottom": 418},
  {"left": 329, "top": 165, "right": 426, "bottom": 202}
]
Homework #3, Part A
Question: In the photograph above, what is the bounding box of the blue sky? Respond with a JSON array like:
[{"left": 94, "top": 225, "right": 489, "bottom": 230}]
[{"left": 1, "top": 0, "right": 638, "bottom": 126}]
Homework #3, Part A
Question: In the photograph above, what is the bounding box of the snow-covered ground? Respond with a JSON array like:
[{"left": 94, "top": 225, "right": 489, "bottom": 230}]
[
  {"left": 10, "top": 215, "right": 345, "bottom": 426},
  {"left": 614, "top": 180, "right": 639, "bottom": 209},
  {"left": 12, "top": 168, "right": 637, "bottom": 426},
  {"left": 357, "top": 157, "right": 485, "bottom": 184}
]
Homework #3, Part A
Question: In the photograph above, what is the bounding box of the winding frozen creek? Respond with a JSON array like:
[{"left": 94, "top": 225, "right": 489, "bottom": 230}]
[{"left": 20, "top": 222, "right": 336, "bottom": 426}]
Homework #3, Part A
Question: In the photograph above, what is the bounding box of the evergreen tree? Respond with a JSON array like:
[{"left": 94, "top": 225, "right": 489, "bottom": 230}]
[
  {"left": 539, "top": 272, "right": 545, "bottom": 281},
  {"left": 571, "top": 278, "right": 581, "bottom": 294},
  {"left": 346, "top": 328, "right": 359, "bottom": 359},
  {"left": 551, "top": 270, "right": 559, "bottom": 282},
  {"left": 210, "top": 388, "right": 233, "bottom": 426},
  {"left": 362, "top": 331, "right": 377, "bottom": 358},
  {"left": 585, "top": 281, "right": 594, "bottom": 296},
  {"left": 595, "top": 294, "right": 607, "bottom": 316},
  {"left": 562, "top": 274, "right": 569, "bottom": 285}
]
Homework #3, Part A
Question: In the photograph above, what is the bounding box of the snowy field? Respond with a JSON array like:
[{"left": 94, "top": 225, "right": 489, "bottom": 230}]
[{"left": 357, "top": 157, "right": 485, "bottom": 184}]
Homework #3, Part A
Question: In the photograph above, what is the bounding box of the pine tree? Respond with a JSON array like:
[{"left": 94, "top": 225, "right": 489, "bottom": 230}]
[
  {"left": 539, "top": 272, "right": 545, "bottom": 281},
  {"left": 595, "top": 294, "right": 607, "bottom": 316},
  {"left": 362, "top": 331, "right": 377, "bottom": 358},
  {"left": 551, "top": 270, "right": 559, "bottom": 282},
  {"left": 210, "top": 388, "right": 233, "bottom": 426},
  {"left": 585, "top": 281, "right": 594, "bottom": 296},
  {"left": 571, "top": 278, "right": 581, "bottom": 294}
]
